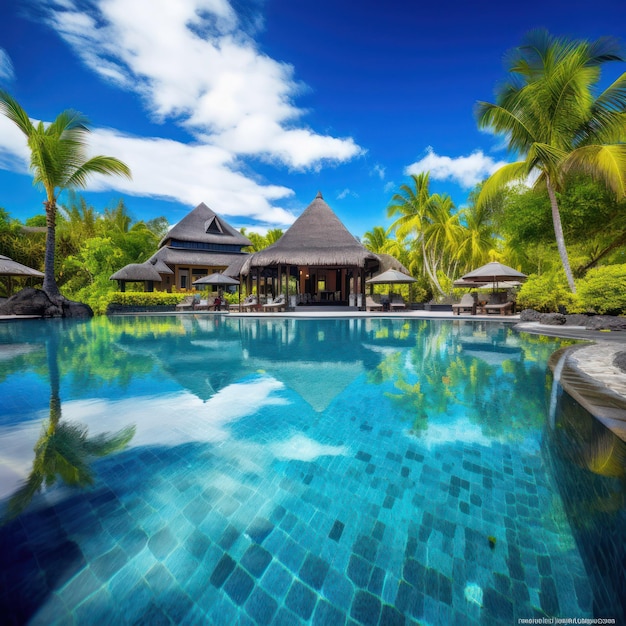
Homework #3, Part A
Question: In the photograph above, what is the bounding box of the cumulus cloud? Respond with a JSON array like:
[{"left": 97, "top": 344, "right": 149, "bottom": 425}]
[
  {"left": 405, "top": 146, "right": 509, "bottom": 189},
  {"left": 43, "top": 0, "right": 361, "bottom": 169},
  {"left": 0, "top": 48, "right": 14, "bottom": 82},
  {"left": 0, "top": 115, "right": 297, "bottom": 225}
]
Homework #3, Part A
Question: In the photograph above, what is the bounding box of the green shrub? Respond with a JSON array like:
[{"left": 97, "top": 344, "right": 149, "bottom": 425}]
[
  {"left": 516, "top": 273, "right": 580, "bottom": 313},
  {"left": 577, "top": 264, "right": 626, "bottom": 315},
  {"left": 108, "top": 291, "right": 187, "bottom": 307}
]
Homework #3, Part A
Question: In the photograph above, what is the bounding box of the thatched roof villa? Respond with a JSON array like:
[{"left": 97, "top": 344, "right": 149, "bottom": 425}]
[
  {"left": 110, "top": 203, "right": 251, "bottom": 292},
  {"left": 240, "top": 192, "right": 381, "bottom": 306},
  {"left": 110, "top": 193, "right": 408, "bottom": 308}
]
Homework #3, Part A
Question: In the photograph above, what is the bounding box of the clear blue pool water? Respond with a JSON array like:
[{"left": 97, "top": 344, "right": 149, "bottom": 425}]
[{"left": 0, "top": 315, "right": 624, "bottom": 625}]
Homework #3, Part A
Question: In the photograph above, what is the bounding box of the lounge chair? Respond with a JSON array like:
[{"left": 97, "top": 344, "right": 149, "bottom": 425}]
[
  {"left": 484, "top": 300, "right": 514, "bottom": 315},
  {"left": 452, "top": 293, "right": 476, "bottom": 315},
  {"left": 262, "top": 294, "right": 286, "bottom": 312},
  {"left": 389, "top": 295, "right": 406, "bottom": 310},
  {"left": 366, "top": 296, "right": 383, "bottom": 311},
  {"left": 176, "top": 295, "right": 196, "bottom": 311},
  {"left": 233, "top": 294, "right": 258, "bottom": 312},
  {"left": 194, "top": 296, "right": 216, "bottom": 311}
]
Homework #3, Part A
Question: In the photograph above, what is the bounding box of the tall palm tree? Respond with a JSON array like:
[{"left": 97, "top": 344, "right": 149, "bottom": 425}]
[
  {"left": 476, "top": 30, "right": 626, "bottom": 292},
  {"left": 0, "top": 91, "right": 132, "bottom": 299},
  {"left": 388, "top": 173, "right": 447, "bottom": 295}
]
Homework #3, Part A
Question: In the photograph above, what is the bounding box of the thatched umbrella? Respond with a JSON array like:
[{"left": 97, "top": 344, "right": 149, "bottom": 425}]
[
  {"left": 0, "top": 255, "right": 44, "bottom": 297},
  {"left": 0, "top": 255, "right": 44, "bottom": 278},
  {"left": 366, "top": 269, "right": 417, "bottom": 285},
  {"left": 461, "top": 262, "right": 527, "bottom": 285},
  {"left": 192, "top": 272, "right": 240, "bottom": 287},
  {"left": 110, "top": 263, "right": 162, "bottom": 292}
]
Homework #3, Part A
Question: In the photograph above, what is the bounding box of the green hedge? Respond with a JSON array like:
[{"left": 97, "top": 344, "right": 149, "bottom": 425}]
[
  {"left": 577, "top": 264, "right": 626, "bottom": 315},
  {"left": 107, "top": 292, "right": 188, "bottom": 307}
]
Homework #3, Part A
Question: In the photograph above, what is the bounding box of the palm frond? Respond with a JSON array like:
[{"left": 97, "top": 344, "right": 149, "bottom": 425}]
[
  {"left": 65, "top": 156, "right": 132, "bottom": 188},
  {"left": 476, "top": 160, "right": 531, "bottom": 207},
  {"left": 0, "top": 89, "right": 35, "bottom": 136},
  {"left": 564, "top": 144, "right": 626, "bottom": 197}
]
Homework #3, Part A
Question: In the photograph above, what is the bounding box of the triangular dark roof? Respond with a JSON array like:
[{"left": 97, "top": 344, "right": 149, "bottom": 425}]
[
  {"left": 243, "top": 193, "right": 378, "bottom": 270},
  {"left": 160, "top": 202, "right": 251, "bottom": 247}
]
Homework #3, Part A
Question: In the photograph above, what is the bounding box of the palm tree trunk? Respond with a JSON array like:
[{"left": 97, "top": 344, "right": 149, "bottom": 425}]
[
  {"left": 43, "top": 200, "right": 61, "bottom": 298},
  {"left": 546, "top": 178, "right": 576, "bottom": 293}
]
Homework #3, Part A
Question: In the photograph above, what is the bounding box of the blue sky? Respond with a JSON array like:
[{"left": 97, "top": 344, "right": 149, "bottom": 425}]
[{"left": 0, "top": 0, "right": 625, "bottom": 237}]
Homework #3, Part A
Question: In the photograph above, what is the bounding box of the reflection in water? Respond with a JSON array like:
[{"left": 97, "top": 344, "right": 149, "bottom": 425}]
[
  {"left": 544, "top": 386, "right": 626, "bottom": 621},
  {"left": 1, "top": 330, "right": 135, "bottom": 522},
  {"left": 1, "top": 315, "right": 620, "bottom": 623},
  {"left": 365, "top": 320, "right": 567, "bottom": 443}
]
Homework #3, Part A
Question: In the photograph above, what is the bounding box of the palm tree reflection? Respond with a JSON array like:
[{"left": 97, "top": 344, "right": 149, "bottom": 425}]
[{"left": 2, "top": 333, "right": 135, "bottom": 523}]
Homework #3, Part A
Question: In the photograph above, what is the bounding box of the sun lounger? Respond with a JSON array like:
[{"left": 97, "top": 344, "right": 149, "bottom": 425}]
[
  {"left": 243, "top": 295, "right": 258, "bottom": 311},
  {"left": 366, "top": 296, "right": 383, "bottom": 311},
  {"left": 484, "top": 301, "right": 514, "bottom": 315},
  {"left": 389, "top": 295, "right": 406, "bottom": 310},
  {"left": 262, "top": 294, "right": 285, "bottom": 312},
  {"left": 452, "top": 294, "right": 476, "bottom": 315},
  {"left": 176, "top": 295, "right": 196, "bottom": 311}
]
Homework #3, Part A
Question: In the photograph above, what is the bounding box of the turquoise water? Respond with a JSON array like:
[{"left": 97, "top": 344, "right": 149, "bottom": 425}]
[{"left": 0, "top": 316, "right": 624, "bottom": 624}]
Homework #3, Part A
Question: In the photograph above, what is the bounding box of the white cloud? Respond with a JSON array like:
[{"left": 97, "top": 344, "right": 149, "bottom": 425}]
[
  {"left": 383, "top": 181, "right": 395, "bottom": 194},
  {"left": 337, "top": 188, "right": 358, "bottom": 200},
  {"left": 371, "top": 164, "right": 385, "bottom": 180},
  {"left": 405, "top": 146, "right": 509, "bottom": 189},
  {"left": 0, "top": 116, "right": 298, "bottom": 225},
  {"left": 43, "top": 0, "right": 361, "bottom": 170},
  {"left": 0, "top": 48, "right": 14, "bottom": 82}
]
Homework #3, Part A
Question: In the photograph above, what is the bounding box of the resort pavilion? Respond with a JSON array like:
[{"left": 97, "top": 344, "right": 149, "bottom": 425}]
[
  {"left": 110, "top": 203, "right": 251, "bottom": 292},
  {"left": 238, "top": 192, "right": 399, "bottom": 309}
]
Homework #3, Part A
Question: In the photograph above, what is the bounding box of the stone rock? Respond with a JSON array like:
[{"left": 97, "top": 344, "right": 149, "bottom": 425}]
[
  {"left": 538, "top": 312, "right": 566, "bottom": 325},
  {"left": 562, "top": 314, "right": 592, "bottom": 326},
  {"left": 519, "top": 309, "right": 542, "bottom": 322},
  {"left": 520, "top": 309, "right": 626, "bottom": 331},
  {"left": 585, "top": 315, "right": 626, "bottom": 331},
  {"left": 0, "top": 288, "right": 93, "bottom": 318}
]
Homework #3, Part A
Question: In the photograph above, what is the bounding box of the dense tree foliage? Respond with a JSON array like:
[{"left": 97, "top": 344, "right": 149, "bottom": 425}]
[{"left": 475, "top": 29, "right": 626, "bottom": 292}]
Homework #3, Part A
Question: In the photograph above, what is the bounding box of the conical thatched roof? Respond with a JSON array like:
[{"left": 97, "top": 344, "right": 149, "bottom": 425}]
[
  {"left": 160, "top": 203, "right": 251, "bottom": 247},
  {"left": 110, "top": 263, "right": 162, "bottom": 282},
  {"left": 242, "top": 193, "right": 378, "bottom": 273}
]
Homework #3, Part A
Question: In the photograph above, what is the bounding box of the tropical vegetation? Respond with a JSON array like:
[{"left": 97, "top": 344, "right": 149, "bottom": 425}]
[
  {"left": 1, "top": 29, "right": 626, "bottom": 314},
  {"left": 0, "top": 91, "right": 131, "bottom": 300},
  {"left": 474, "top": 29, "right": 626, "bottom": 293}
]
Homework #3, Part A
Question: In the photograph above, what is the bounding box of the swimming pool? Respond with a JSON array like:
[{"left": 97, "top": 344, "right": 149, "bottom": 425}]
[{"left": 0, "top": 316, "right": 624, "bottom": 624}]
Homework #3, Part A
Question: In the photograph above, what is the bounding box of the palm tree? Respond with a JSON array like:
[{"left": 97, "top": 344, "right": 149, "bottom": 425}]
[
  {"left": 388, "top": 173, "right": 445, "bottom": 295},
  {"left": 454, "top": 201, "right": 497, "bottom": 272},
  {"left": 0, "top": 91, "right": 132, "bottom": 299},
  {"left": 362, "top": 225, "right": 392, "bottom": 253},
  {"left": 476, "top": 30, "right": 626, "bottom": 292}
]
